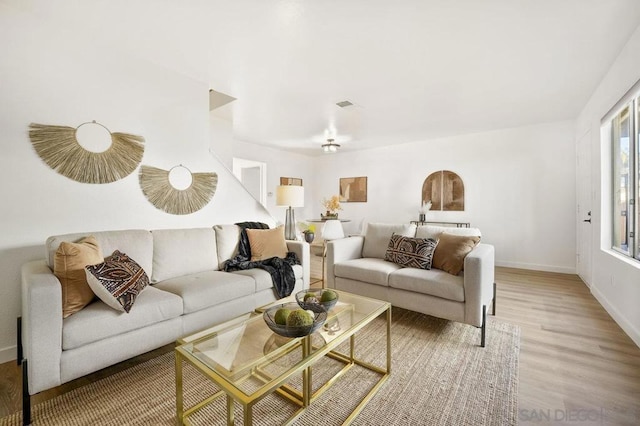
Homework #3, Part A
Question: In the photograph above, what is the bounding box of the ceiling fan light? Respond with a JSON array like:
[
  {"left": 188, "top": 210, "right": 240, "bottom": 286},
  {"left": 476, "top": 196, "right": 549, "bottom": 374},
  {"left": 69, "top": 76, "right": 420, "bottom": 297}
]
[{"left": 321, "top": 139, "right": 340, "bottom": 153}]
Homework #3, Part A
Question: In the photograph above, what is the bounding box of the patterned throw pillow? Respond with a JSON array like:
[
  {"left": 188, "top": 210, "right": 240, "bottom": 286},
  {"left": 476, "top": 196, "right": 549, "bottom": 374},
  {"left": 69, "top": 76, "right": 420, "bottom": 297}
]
[
  {"left": 85, "top": 250, "right": 149, "bottom": 313},
  {"left": 384, "top": 234, "right": 439, "bottom": 269}
]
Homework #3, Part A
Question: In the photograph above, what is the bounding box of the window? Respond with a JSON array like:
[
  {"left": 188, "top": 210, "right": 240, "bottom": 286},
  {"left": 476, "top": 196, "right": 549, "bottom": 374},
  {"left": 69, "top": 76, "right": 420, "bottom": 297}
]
[{"left": 611, "top": 99, "right": 639, "bottom": 260}]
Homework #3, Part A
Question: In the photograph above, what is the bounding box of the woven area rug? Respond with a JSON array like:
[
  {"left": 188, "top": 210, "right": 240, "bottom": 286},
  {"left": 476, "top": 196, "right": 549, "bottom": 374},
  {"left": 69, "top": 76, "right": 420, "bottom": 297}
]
[{"left": 1, "top": 308, "right": 519, "bottom": 425}]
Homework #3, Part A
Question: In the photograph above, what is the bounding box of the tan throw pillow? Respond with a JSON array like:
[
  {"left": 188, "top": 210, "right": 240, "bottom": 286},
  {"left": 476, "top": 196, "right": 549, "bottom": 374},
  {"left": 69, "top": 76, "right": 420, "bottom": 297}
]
[
  {"left": 246, "top": 226, "right": 288, "bottom": 261},
  {"left": 432, "top": 233, "right": 481, "bottom": 275},
  {"left": 54, "top": 236, "right": 104, "bottom": 318}
]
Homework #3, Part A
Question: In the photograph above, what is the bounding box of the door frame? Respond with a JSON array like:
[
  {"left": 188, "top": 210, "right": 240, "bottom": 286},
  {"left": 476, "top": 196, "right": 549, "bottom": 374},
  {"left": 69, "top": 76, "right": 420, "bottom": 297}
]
[{"left": 577, "top": 130, "right": 593, "bottom": 287}]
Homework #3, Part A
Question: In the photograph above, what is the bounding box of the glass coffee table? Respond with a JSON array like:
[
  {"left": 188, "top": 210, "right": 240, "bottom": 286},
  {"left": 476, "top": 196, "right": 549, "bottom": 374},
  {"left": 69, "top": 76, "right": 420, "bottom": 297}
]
[{"left": 175, "top": 290, "right": 391, "bottom": 425}]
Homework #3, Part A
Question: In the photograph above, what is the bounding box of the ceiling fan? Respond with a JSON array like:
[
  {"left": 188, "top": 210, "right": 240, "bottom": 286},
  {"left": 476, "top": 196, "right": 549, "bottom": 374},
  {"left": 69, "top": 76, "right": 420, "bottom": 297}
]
[{"left": 321, "top": 138, "right": 340, "bottom": 153}]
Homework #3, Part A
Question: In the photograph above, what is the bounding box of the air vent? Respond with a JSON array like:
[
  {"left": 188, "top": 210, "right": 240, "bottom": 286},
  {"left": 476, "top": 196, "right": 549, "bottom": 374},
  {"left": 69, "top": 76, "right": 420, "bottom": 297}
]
[{"left": 336, "top": 100, "right": 354, "bottom": 108}]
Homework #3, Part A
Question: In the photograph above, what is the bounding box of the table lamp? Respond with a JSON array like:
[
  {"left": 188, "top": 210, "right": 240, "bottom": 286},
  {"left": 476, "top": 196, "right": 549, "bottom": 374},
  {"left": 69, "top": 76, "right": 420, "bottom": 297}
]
[{"left": 276, "top": 185, "right": 304, "bottom": 240}]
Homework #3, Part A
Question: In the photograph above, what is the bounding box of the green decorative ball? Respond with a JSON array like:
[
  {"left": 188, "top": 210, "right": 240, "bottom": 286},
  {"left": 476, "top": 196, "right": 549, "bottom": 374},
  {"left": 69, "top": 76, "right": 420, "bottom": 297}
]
[
  {"left": 320, "top": 290, "right": 338, "bottom": 303},
  {"left": 286, "top": 309, "right": 314, "bottom": 327},
  {"left": 274, "top": 308, "right": 291, "bottom": 325},
  {"left": 303, "top": 292, "right": 317, "bottom": 301}
]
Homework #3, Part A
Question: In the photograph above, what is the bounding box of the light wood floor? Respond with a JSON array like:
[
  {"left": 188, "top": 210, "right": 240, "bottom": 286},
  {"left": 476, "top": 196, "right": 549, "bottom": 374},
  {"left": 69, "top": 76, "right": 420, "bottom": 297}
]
[{"left": 1, "top": 262, "right": 639, "bottom": 425}]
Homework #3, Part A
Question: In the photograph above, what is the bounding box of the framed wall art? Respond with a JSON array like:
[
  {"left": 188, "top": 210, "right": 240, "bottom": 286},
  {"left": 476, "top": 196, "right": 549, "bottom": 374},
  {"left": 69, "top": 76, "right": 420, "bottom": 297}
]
[
  {"left": 280, "top": 177, "right": 302, "bottom": 186},
  {"left": 339, "top": 176, "right": 367, "bottom": 202}
]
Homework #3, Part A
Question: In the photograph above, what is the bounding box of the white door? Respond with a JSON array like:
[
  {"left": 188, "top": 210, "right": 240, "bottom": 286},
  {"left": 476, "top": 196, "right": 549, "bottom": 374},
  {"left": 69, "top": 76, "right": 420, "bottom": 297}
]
[
  {"left": 241, "top": 166, "right": 262, "bottom": 201},
  {"left": 232, "top": 158, "right": 267, "bottom": 207},
  {"left": 577, "top": 130, "right": 592, "bottom": 286}
]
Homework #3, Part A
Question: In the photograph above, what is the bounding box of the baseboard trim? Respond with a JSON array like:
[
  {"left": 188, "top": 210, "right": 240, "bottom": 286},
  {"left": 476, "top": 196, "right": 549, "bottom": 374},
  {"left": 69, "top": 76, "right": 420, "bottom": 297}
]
[
  {"left": 0, "top": 345, "right": 17, "bottom": 364},
  {"left": 591, "top": 285, "right": 640, "bottom": 349},
  {"left": 496, "top": 260, "right": 576, "bottom": 275}
]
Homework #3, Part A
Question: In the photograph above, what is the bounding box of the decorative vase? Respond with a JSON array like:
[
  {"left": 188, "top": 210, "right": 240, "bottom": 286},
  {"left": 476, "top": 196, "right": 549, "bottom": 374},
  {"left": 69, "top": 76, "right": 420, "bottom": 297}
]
[
  {"left": 419, "top": 213, "right": 426, "bottom": 222},
  {"left": 304, "top": 232, "right": 315, "bottom": 243}
]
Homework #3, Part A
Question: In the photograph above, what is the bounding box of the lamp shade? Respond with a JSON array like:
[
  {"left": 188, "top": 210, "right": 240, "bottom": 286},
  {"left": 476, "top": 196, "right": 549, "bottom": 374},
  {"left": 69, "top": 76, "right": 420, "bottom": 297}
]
[{"left": 276, "top": 185, "right": 304, "bottom": 207}]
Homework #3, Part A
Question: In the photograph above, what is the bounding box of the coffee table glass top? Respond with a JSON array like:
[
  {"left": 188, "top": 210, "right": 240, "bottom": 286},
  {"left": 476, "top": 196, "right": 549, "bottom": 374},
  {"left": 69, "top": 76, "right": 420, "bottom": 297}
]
[{"left": 177, "top": 290, "right": 388, "bottom": 395}]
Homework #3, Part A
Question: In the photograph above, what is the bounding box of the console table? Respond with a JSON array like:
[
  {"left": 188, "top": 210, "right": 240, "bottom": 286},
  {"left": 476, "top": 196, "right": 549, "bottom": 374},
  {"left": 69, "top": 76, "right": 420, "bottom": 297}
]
[
  {"left": 307, "top": 218, "right": 351, "bottom": 223},
  {"left": 410, "top": 220, "right": 470, "bottom": 228}
]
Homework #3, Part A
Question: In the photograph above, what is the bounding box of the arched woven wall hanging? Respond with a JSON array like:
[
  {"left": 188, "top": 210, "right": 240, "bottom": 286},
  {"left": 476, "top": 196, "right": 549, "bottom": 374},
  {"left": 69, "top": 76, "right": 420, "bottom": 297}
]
[
  {"left": 139, "top": 165, "right": 218, "bottom": 215},
  {"left": 422, "top": 170, "right": 464, "bottom": 211},
  {"left": 28, "top": 121, "right": 145, "bottom": 184}
]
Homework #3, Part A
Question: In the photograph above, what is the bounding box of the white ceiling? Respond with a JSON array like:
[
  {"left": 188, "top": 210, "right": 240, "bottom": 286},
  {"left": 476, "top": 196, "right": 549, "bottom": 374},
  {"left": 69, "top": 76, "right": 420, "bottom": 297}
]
[{"left": 11, "top": 0, "right": 640, "bottom": 155}]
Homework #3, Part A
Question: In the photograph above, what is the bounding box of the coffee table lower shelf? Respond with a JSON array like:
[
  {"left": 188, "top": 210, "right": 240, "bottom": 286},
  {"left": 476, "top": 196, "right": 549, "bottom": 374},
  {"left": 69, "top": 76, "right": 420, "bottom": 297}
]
[{"left": 175, "top": 305, "right": 391, "bottom": 425}]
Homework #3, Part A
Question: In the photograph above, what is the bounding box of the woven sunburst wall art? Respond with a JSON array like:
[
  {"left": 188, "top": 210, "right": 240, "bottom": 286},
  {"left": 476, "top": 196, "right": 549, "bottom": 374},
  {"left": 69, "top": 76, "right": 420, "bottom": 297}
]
[
  {"left": 139, "top": 165, "right": 218, "bottom": 215},
  {"left": 28, "top": 121, "right": 145, "bottom": 184}
]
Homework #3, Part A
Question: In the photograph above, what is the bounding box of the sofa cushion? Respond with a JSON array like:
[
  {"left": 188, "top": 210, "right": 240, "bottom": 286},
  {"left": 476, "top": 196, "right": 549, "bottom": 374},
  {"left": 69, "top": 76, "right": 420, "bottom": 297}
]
[
  {"left": 62, "top": 286, "right": 183, "bottom": 350},
  {"left": 151, "top": 228, "right": 218, "bottom": 282},
  {"left": 85, "top": 250, "right": 149, "bottom": 313},
  {"left": 415, "top": 225, "right": 482, "bottom": 239},
  {"left": 154, "top": 270, "right": 255, "bottom": 314},
  {"left": 384, "top": 235, "right": 438, "bottom": 269},
  {"left": 246, "top": 226, "right": 288, "bottom": 261},
  {"left": 362, "top": 223, "right": 417, "bottom": 259},
  {"left": 432, "top": 233, "right": 481, "bottom": 275},
  {"left": 334, "top": 258, "right": 402, "bottom": 287},
  {"left": 54, "top": 236, "right": 104, "bottom": 318},
  {"left": 47, "top": 230, "right": 153, "bottom": 277},
  {"left": 214, "top": 224, "right": 241, "bottom": 268},
  {"left": 232, "top": 265, "right": 304, "bottom": 292},
  {"left": 388, "top": 267, "right": 465, "bottom": 302}
]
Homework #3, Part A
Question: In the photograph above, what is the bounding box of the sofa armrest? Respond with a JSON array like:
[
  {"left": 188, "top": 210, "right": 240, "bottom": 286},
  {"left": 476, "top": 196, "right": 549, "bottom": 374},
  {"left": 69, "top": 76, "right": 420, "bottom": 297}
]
[
  {"left": 287, "top": 240, "right": 310, "bottom": 289},
  {"left": 326, "top": 236, "right": 364, "bottom": 289},
  {"left": 21, "top": 260, "right": 63, "bottom": 394},
  {"left": 463, "top": 243, "right": 495, "bottom": 327}
]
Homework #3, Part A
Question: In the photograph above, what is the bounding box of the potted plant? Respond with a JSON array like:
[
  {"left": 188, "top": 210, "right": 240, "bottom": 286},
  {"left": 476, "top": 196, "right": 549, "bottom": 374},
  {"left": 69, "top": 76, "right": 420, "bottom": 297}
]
[
  {"left": 301, "top": 223, "right": 316, "bottom": 243},
  {"left": 321, "top": 195, "right": 342, "bottom": 219},
  {"left": 419, "top": 200, "right": 432, "bottom": 222}
]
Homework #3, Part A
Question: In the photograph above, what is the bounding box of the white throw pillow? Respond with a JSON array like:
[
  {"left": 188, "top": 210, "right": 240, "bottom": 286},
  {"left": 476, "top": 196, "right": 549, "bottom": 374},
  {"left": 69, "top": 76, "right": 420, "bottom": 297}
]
[
  {"left": 362, "top": 223, "right": 417, "bottom": 259},
  {"left": 214, "top": 224, "right": 241, "bottom": 268}
]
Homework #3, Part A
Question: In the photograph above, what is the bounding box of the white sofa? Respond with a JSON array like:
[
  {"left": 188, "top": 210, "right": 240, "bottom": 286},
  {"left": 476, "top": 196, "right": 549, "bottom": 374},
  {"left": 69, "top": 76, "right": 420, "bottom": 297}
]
[
  {"left": 326, "top": 223, "right": 495, "bottom": 346},
  {"left": 19, "top": 226, "right": 309, "bottom": 424}
]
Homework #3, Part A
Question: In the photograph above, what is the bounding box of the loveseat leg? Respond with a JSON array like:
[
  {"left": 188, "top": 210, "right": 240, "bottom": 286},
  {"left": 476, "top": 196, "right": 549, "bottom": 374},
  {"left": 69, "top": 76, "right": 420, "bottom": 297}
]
[
  {"left": 22, "top": 359, "right": 31, "bottom": 426},
  {"left": 492, "top": 282, "right": 497, "bottom": 316},
  {"left": 17, "top": 317, "right": 22, "bottom": 366},
  {"left": 480, "top": 305, "right": 487, "bottom": 348}
]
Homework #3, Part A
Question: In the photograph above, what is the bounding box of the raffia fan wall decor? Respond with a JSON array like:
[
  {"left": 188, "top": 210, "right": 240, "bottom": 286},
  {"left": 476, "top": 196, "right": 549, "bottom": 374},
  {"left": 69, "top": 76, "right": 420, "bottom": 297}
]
[
  {"left": 139, "top": 165, "right": 218, "bottom": 215},
  {"left": 28, "top": 122, "right": 145, "bottom": 184}
]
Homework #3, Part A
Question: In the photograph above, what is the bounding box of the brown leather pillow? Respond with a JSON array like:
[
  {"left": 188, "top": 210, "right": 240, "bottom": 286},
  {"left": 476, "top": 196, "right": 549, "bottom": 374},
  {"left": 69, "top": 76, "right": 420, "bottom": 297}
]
[
  {"left": 246, "top": 226, "right": 288, "bottom": 261},
  {"left": 54, "top": 236, "right": 104, "bottom": 318},
  {"left": 432, "top": 233, "right": 480, "bottom": 275}
]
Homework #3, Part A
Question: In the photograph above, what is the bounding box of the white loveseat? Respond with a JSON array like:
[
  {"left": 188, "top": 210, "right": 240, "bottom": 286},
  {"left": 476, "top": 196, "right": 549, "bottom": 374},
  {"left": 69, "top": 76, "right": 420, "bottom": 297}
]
[
  {"left": 326, "top": 223, "right": 495, "bottom": 346},
  {"left": 19, "top": 225, "right": 309, "bottom": 424}
]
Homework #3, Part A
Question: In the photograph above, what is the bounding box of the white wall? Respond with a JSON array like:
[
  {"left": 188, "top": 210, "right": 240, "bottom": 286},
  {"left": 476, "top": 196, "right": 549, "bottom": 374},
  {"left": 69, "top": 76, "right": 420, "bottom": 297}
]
[
  {"left": 314, "top": 121, "right": 577, "bottom": 272},
  {"left": 209, "top": 114, "right": 235, "bottom": 170},
  {"left": 233, "top": 140, "right": 317, "bottom": 230},
  {"left": 0, "top": 5, "right": 272, "bottom": 362},
  {"left": 576, "top": 24, "right": 640, "bottom": 347}
]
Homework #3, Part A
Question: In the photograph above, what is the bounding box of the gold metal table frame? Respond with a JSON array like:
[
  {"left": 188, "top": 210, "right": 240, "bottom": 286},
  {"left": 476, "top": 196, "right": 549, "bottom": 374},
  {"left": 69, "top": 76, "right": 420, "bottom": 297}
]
[{"left": 175, "top": 291, "right": 391, "bottom": 425}]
